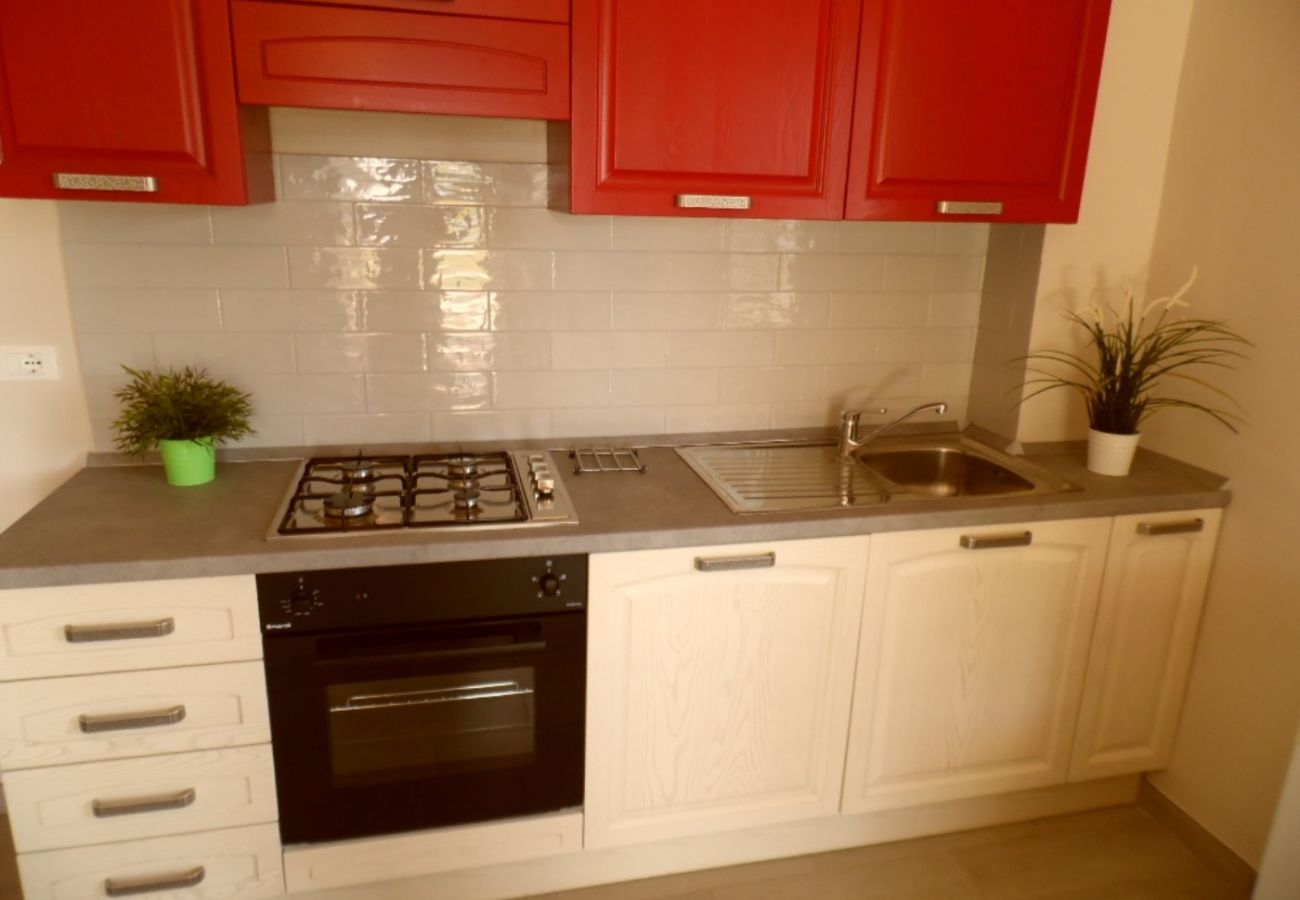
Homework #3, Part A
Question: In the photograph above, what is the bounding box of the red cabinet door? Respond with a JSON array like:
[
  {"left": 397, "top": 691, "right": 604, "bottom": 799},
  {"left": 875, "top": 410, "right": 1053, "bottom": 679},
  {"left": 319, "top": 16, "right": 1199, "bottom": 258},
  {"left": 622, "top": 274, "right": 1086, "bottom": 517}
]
[
  {"left": 845, "top": 0, "right": 1111, "bottom": 223},
  {"left": 269, "top": 0, "right": 570, "bottom": 23},
  {"left": 0, "top": 0, "right": 271, "bottom": 205},
  {"left": 568, "top": 0, "right": 863, "bottom": 219},
  {"left": 232, "top": 1, "right": 569, "bottom": 120}
]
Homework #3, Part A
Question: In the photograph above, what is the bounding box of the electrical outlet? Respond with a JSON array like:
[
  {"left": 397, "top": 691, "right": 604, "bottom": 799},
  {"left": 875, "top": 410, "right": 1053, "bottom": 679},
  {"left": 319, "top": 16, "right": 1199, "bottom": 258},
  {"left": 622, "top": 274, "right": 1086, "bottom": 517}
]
[{"left": 1, "top": 346, "right": 60, "bottom": 381}]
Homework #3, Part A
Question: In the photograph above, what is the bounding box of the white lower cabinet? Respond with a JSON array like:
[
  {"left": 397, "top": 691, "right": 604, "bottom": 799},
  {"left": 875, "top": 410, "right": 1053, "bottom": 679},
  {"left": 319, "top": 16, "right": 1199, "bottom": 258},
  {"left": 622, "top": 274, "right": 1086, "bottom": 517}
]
[
  {"left": 584, "top": 535, "right": 870, "bottom": 848},
  {"left": 1069, "top": 509, "right": 1223, "bottom": 780},
  {"left": 840, "top": 518, "right": 1112, "bottom": 813}
]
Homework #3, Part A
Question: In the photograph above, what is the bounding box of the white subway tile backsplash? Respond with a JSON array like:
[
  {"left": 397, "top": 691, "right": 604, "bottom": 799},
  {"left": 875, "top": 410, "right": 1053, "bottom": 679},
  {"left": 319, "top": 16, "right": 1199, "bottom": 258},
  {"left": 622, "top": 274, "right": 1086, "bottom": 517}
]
[
  {"left": 61, "top": 152, "right": 990, "bottom": 450},
  {"left": 240, "top": 415, "right": 305, "bottom": 448},
  {"left": 71, "top": 289, "right": 222, "bottom": 333},
  {"left": 365, "top": 373, "right": 491, "bottom": 412}
]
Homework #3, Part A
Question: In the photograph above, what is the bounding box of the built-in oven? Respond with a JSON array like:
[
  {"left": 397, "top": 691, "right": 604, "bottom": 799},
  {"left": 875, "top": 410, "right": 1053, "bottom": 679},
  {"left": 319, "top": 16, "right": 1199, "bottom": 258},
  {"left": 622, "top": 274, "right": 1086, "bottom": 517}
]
[{"left": 256, "top": 555, "right": 586, "bottom": 845}]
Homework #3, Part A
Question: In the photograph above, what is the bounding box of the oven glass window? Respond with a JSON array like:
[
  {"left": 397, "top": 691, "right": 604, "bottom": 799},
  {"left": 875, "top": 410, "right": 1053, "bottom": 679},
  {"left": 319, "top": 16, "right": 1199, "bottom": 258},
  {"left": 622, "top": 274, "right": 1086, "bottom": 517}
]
[{"left": 327, "top": 666, "right": 536, "bottom": 786}]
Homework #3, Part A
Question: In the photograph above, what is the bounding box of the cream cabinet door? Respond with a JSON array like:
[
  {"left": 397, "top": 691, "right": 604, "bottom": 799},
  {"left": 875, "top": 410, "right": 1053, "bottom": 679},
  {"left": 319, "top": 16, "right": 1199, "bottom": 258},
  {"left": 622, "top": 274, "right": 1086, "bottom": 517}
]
[
  {"left": 585, "top": 535, "right": 869, "bottom": 849},
  {"left": 1069, "top": 509, "right": 1222, "bottom": 781},
  {"left": 841, "top": 518, "right": 1110, "bottom": 813}
]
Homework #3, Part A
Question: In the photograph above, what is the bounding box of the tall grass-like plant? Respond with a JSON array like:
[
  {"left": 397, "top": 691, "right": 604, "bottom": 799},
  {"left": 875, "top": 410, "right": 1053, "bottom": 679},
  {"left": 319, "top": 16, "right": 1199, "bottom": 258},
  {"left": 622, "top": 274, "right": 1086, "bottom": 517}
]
[
  {"left": 111, "top": 366, "right": 254, "bottom": 458},
  {"left": 1021, "top": 271, "right": 1251, "bottom": 435}
]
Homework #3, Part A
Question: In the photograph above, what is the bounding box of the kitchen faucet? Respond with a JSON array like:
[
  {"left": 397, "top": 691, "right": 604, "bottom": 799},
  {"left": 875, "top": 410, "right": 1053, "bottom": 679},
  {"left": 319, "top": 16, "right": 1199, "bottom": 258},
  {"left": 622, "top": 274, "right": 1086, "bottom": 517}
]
[{"left": 837, "top": 401, "right": 948, "bottom": 457}]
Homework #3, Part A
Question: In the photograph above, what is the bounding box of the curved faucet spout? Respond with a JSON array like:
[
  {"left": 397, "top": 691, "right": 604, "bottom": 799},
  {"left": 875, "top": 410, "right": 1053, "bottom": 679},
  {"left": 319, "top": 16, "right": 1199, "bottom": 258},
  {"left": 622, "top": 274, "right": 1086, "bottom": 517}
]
[{"left": 838, "top": 401, "right": 948, "bottom": 457}]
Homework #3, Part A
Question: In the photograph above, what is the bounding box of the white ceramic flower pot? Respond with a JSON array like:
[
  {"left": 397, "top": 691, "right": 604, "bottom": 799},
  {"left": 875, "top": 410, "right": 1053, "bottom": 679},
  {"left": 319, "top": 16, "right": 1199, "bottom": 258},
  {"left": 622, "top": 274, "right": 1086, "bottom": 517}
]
[{"left": 1086, "top": 428, "right": 1140, "bottom": 476}]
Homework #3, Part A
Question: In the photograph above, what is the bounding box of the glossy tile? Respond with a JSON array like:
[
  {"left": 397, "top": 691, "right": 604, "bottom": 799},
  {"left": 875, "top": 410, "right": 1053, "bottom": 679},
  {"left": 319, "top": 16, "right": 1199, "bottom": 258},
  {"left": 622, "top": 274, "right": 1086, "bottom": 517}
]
[
  {"left": 669, "top": 253, "right": 779, "bottom": 291},
  {"left": 614, "top": 216, "right": 726, "bottom": 252},
  {"left": 877, "top": 327, "right": 978, "bottom": 363},
  {"left": 488, "top": 208, "right": 612, "bottom": 250},
  {"left": 62, "top": 243, "right": 145, "bottom": 288},
  {"left": 490, "top": 291, "right": 611, "bottom": 332},
  {"left": 921, "top": 362, "right": 977, "bottom": 396},
  {"left": 552, "top": 406, "right": 665, "bottom": 439},
  {"left": 362, "top": 291, "right": 489, "bottom": 332},
  {"left": 153, "top": 333, "right": 297, "bottom": 374},
  {"left": 828, "top": 292, "right": 930, "bottom": 328},
  {"left": 554, "top": 251, "right": 671, "bottom": 291},
  {"left": 934, "top": 222, "right": 991, "bottom": 255},
  {"left": 211, "top": 202, "right": 355, "bottom": 246},
  {"left": 59, "top": 202, "right": 212, "bottom": 245},
  {"left": 612, "top": 293, "right": 724, "bottom": 330},
  {"left": 221, "top": 290, "right": 361, "bottom": 332},
  {"left": 779, "top": 254, "right": 884, "bottom": 292},
  {"left": 552, "top": 332, "right": 668, "bottom": 370},
  {"left": 75, "top": 333, "right": 155, "bottom": 376},
  {"left": 881, "top": 255, "right": 936, "bottom": 291},
  {"left": 357, "top": 204, "right": 485, "bottom": 248},
  {"left": 933, "top": 255, "right": 987, "bottom": 292},
  {"left": 929, "top": 292, "right": 982, "bottom": 327},
  {"left": 232, "top": 373, "right": 367, "bottom": 415},
  {"left": 365, "top": 372, "right": 491, "bottom": 412},
  {"left": 493, "top": 370, "right": 609, "bottom": 409},
  {"left": 303, "top": 413, "right": 433, "bottom": 446},
  {"left": 237, "top": 415, "right": 305, "bottom": 448},
  {"left": 610, "top": 369, "right": 720, "bottom": 406},
  {"left": 719, "top": 366, "right": 824, "bottom": 403},
  {"left": 423, "top": 249, "right": 553, "bottom": 291},
  {"left": 279, "top": 155, "right": 421, "bottom": 203},
  {"left": 667, "top": 403, "right": 770, "bottom": 432},
  {"left": 142, "top": 245, "right": 290, "bottom": 289},
  {"left": 427, "top": 332, "right": 550, "bottom": 372},
  {"left": 71, "top": 289, "right": 221, "bottom": 333},
  {"left": 726, "top": 219, "right": 836, "bottom": 254},
  {"left": 722, "top": 292, "right": 830, "bottom": 329},
  {"left": 295, "top": 333, "right": 427, "bottom": 374},
  {"left": 431, "top": 410, "right": 553, "bottom": 442},
  {"left": 774, "top": 330, "right": 877, "bottom": 366},
  {"left": 823, "top": 362, "right": 925, "bottom": 405},
  {"left": 422, "top": 161, "right": 549, "bottom": 207},
  {"left": 834, "top": 221, "right": 936, "bottom": 255},
  {"left": 289, "top": 247, "right": 421, "bottom": 290},
  {"left": 667, "top": 332, "right": 773, "bottom": 368}
]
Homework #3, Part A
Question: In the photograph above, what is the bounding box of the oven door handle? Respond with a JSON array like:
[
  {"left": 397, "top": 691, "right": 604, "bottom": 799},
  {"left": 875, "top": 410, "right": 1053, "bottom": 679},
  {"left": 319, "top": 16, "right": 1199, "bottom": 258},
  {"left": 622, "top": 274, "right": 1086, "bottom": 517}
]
[{"left": 315, "top": 639, "right": 548, "bottom": 668}]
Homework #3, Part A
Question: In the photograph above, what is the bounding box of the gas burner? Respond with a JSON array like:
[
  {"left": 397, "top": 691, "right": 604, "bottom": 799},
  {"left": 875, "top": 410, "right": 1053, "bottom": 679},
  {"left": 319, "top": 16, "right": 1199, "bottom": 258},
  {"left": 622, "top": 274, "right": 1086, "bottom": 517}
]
[
  {"left": 445, "top": 457, "right": 481, "bottom": 478},
  {"left": 444, "top": 476, "right": 480, "bottom": 492},
  {"left": 322, "top": 492, "right": 376, "bottom": 521},
  {"left": 453, "top": 488, "right": 482, "bottom": 512},
  {"left": 338, "top": 458, "right": 380, "bottom": 482}
]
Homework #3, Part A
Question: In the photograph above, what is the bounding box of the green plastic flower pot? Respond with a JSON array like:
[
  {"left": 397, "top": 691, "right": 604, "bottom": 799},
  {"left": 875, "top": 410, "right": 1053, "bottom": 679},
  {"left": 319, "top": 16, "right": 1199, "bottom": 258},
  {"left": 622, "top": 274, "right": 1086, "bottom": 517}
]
[{"left": 158, "top": 437, "right": 216, "bottom": 487}]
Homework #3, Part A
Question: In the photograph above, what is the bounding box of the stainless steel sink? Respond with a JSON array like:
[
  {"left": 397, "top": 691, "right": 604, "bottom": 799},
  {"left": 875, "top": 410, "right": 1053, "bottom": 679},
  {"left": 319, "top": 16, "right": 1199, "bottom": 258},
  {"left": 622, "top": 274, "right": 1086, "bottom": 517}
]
[{"left": 677, "top": 433, "right": 1075, "bottom": 514}]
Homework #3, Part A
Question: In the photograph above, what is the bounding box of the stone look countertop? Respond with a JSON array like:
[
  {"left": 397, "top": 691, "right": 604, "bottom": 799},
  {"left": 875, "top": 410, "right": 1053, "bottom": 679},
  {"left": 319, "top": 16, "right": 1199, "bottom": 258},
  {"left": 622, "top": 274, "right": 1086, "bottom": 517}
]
[{"left": 0, "top": 437, "right": 1228, "bottom": 589}]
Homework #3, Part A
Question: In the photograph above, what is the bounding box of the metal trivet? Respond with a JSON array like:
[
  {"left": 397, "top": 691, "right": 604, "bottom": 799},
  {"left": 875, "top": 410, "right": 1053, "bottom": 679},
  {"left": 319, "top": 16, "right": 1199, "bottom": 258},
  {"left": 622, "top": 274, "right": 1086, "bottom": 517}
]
[{"left": 569, "top": 447, "right": 646, "bottom": 474}]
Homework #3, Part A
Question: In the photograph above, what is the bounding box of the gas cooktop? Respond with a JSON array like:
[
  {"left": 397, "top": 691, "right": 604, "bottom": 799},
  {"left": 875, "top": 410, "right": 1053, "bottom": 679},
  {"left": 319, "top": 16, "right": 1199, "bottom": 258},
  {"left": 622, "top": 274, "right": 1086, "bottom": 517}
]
[{"left": 269, "top": 449, "right": 577, "bottom": 538}]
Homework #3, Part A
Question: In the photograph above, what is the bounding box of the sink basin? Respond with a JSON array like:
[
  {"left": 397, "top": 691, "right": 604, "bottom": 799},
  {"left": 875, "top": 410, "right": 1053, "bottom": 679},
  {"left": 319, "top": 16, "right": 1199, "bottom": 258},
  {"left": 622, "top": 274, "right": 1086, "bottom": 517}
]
[{"left": 677, "top": 434, "right": 1075, "bottom": 514}]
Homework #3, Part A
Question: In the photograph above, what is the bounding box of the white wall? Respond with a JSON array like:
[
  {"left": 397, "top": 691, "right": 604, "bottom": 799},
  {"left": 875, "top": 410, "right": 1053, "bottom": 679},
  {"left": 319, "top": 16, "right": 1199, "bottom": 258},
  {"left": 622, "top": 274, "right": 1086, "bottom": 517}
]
[
  {"left": 1137, "top": 0, "right": 1300, "bottom": 868},
  {"left": 0, "top": 199, "right": 93, "bottom": 533},
  {"left": 1015, "top": 0, "right": 1194, "bottom": 442}
]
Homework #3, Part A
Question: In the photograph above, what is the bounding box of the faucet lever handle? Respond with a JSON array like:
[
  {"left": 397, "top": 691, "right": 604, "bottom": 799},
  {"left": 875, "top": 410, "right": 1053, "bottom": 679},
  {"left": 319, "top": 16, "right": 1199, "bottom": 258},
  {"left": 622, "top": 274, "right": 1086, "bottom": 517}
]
[{"left": 841, "top": 410, "right": 861, "bottom": 424}]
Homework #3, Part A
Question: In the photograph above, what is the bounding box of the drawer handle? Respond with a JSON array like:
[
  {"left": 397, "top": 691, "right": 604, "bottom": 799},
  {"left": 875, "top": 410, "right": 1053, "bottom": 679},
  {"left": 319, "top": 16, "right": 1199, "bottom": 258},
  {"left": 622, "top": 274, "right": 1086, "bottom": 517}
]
[
  {"left": 960, "top": 531, "right": 1033, "bottom": 550},
  {"left": 1137, "top": 518, "right": 1205, "bottom": 536},
  {"left": 65, "top": 617, "right": 175, "bottom": 644},
  {"left": 695, "top": 552, "right": 776, "bottom": 572},
  {"left": 92, "top": 787, "right": 197, "bottom": 819},
  {"left": 675, "top": 193, "right": 753, "bottom": 210},
  {"left": 79, "top": 705, "right": 187, "bottom": 734},
  {"left": 53, "top": 173, "right": 159, "bottom": 193},
  {"left": 104, "top": 866, "right": 205, "bottom": 897},
  {"left": 937, "top": 200, "right": 1004, "bottom": 216}
]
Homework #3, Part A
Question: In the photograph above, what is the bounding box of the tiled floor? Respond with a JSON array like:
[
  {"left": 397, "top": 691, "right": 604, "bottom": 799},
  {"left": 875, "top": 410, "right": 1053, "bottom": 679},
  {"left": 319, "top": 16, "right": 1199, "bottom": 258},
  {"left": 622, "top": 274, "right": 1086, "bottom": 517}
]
[{"left": 0, "top": 805, "right": 1249, "bottom": 900}]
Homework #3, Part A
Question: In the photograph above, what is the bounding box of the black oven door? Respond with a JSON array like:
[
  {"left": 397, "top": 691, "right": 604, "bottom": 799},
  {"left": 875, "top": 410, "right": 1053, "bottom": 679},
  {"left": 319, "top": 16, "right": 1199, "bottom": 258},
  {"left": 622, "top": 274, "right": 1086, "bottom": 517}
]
[{"left": 264, "top": 612, "right": 585, "bottom": 844}]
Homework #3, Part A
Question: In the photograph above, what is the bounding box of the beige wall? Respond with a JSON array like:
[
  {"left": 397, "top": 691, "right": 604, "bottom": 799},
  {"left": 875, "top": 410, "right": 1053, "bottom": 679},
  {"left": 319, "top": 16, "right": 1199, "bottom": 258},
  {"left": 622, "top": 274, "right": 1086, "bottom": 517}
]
[
  {"left": 1138, "top": 0, "right": 1300, "bottom": 867},
  {"left": 0, "top": 199, "right": 93, "bottom": 533},
  {"left": 1016, "top": 0, "right": 1195, "bottom": 442}
]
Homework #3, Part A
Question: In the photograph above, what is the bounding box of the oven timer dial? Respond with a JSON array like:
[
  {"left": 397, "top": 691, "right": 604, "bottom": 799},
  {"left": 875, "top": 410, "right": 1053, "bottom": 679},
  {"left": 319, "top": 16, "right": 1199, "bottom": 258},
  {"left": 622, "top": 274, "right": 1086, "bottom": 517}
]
[
  {"left": 283, "top": 586, "right": 322, "bottom": 616},
  {"left": 532, "top": 562, "right": 567, "bottom": 599}
]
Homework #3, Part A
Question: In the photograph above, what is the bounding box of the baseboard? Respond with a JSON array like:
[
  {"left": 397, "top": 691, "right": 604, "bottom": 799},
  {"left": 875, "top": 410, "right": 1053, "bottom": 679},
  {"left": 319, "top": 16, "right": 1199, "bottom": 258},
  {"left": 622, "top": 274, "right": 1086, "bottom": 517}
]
[
  {"left": 1137, "top": 778, "right": 1257, "bottom": 896},
  {"left": 294, "top": 776, "right": 1140, "bottom": 900}
]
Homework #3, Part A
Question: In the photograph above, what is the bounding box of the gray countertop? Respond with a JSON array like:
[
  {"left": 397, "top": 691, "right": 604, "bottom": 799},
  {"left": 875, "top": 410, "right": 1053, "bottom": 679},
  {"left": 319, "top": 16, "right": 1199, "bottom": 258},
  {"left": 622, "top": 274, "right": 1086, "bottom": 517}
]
[{"left": 0, "top": 439, "right": 1228, "bottom": 589}]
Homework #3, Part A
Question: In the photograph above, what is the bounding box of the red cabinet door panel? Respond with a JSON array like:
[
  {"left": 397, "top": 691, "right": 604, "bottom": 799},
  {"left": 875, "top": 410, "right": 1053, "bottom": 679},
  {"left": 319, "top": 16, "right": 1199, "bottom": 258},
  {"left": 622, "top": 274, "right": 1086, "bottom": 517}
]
[
  {"left": 568, "top": 0, "right": 863, "bottom": 219},
  {"left": 845, "top": 0, "right": 1111, "bottom": 223},
  {"left": 0, "top": 0, "right": 271, "bottom": 205},
  {"left": 270, "top": 0, "right": 569, "bottom": 23},
  {"left": 232, "top": 1, "right": 569, "bottom": 120}
]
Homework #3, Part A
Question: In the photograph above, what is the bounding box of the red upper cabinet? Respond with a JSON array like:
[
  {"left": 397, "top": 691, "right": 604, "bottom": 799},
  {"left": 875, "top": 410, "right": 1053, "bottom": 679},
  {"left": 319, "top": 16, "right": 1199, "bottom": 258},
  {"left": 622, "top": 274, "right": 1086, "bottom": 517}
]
[
  {"left": 0, "top": 1, "right": 272, "bottom": 205},
  {"left": 232, "top": 1, "right": 569, "bottom": 120},
  {"left": 267, "top": 0, "right": 570, "bottom": 22},
  {"left": 566, "top": 0, "right": 864, "bottom": 219},
  {"left": 845, "top": 0, "right": 1112, "bottom": 223}
]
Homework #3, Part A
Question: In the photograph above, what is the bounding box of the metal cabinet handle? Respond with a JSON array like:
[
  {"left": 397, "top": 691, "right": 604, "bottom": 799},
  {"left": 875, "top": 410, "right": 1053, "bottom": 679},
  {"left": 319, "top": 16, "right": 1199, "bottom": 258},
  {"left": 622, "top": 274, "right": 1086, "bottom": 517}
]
[
  {"left": 104, "top": 866, "right": 205, "bottom": 897},
  {"left": 53, "top": 173, "right": 159, "bottom": 193},
  {"left": 65, "top": 618, "right": 175, "bottom": 644},
  {"left": 937, "top": 200, "right": 1004, "bottom": 216},
  {"left": 676, "top": 193, "right": 753, "bottom": 210},
  {"left": 960, "top": 531, "right": 1033, "bottom": 550},
  {"left": 92, "top": 787, "right": 196, "bottom": 819},
  {"left": 695, "top": 552, "right": 776, "bottom": 572},
  {"left": 79, "top": 705, "right": 186, "bottom": 734},
  {"left": 1137, "top": 518, "right": 1205, "bottom": 536}
]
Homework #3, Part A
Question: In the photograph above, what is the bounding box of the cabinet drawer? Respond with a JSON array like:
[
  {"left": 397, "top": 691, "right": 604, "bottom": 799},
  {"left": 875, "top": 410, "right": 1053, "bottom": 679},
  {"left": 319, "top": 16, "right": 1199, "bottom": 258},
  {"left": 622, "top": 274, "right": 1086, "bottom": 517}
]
[
  {"left": 273, "top": 0, "right": 569, "bottom": 22},
  {"left": 0, "top": 661, "right": 270, "bottom": 771},
  {"left": 232, "top": 0, "right": 570, "bottom": 119},
  {"left": 0, "top": 576, "right": 260, "bottom": 681},
  {"left": 5, "top": 746, "right": 278, "bottom": 853},
  {"left": 17, "top": 822, "right": 283, "bottom": 900}
]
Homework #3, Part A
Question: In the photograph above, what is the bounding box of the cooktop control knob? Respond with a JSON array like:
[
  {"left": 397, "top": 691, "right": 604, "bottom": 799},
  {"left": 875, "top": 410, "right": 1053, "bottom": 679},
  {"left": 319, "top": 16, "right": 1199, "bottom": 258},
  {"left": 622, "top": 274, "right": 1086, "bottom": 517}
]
[
  {"left": 538, "top": 572, "right": 562, "bottom": 598},
  {"left": 535, "top": 476, "right": 555, "bottom": 497},
  {"left": 288, "top": 588, "right": 318, "bottom": 615}
]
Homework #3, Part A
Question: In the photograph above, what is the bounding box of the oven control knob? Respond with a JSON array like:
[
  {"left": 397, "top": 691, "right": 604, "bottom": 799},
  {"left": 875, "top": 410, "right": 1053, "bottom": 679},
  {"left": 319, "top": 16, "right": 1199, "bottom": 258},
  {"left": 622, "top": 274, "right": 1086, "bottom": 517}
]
[
  {"left": 535, "top": 476, "right": 555, "bottom": 498},
  {"left": 538, "top": 572, "right": 562, "bottom": 597},
  {"left": 289, "top": 589, "right": 317, "bottom": 615}
]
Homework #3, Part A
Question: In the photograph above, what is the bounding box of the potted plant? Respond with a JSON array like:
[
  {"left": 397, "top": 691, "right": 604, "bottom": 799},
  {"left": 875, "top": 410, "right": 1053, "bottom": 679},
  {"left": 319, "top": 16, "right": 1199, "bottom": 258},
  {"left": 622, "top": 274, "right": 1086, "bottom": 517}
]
[
  {"left": 1021, "top": 271, "right": 1250, "bottom": 476},
  {"left": 111, "top": 366, "right": 255, "bottom": 486}
]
